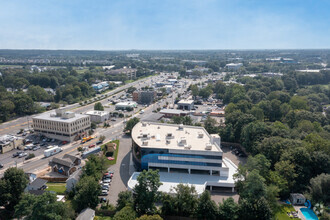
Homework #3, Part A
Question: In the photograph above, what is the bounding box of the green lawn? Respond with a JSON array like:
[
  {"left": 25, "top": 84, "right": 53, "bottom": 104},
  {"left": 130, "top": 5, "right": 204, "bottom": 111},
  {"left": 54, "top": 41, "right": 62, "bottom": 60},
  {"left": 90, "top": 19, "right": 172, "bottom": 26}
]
[
  {"left": 274, "top": 204, "right": 297, "bottom": 220},
  {"left": 46, "top": 183, "right": 66, "bottom": 195},
  {"left": 95, "top": 216, "right": 112, "bottom": 220},
  {"left": 101, "top": 140, "right": 120, "bottom": 166}
]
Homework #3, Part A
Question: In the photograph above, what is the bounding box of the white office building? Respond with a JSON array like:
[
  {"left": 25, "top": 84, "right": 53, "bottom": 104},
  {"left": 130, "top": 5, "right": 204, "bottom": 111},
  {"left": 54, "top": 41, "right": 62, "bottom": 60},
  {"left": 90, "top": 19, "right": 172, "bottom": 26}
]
[
  {"left": 128, "top": 122, "right": 238, "bottom": 194},
  {"left": 32, "top": 109, "right": 91, "bottom": 142},
  {"left": 225, "top": 63, "right": 243, "bottom": 70},
  {"left": 85, "top": 111, "right": 109, "bottom": 123}
]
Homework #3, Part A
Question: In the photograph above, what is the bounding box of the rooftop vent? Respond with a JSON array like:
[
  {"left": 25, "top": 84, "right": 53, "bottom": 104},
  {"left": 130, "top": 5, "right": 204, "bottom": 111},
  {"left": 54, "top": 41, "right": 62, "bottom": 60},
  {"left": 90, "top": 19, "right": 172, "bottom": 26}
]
[
  {"left": 198, "top": 132, "right": 204, "bottom": 138},
  {"left": 178, "top": 137, "right": 187, "bottom": 146},
  {"left": 178, "top": 124, "right": 184, "bottom": 130},
  {"left": 142, "top": 122, "right": 147, "bottom": 127},
  {"left": 205, "top": 143, "right": 212, "bottom": 150},
  {"left": 166, "top": 140, "right": 171, "bottom": 144},
  {"left": 142, "top": 141, "right": 148, "bottom": 146},
  {"left": 184, "top": 145, "right": 192, "bottom": 150}
]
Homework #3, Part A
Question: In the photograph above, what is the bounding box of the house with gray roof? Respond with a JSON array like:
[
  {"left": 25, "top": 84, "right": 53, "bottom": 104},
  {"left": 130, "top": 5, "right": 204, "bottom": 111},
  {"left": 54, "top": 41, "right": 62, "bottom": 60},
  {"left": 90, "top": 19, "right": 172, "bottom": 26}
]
[{"left": 49, "top": 154, "right": 81, "bottom": 176}]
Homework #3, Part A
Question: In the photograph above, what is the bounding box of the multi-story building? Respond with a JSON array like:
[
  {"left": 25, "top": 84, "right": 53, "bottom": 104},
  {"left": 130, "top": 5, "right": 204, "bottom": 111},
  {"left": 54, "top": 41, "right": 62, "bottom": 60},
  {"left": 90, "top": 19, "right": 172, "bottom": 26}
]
[
  {"left": 128, "top": 122, "right": 237, "bottom": 194},
  {"left": 106, "top": 67, "right": 137, "bottom": 80},
  {"left": 177, "top": 99, "right": 194, "bottom": 110},
  {"left": 225, "top": 63, "right": 243, "bottom": 71},
  {"left": 32, "top": 109, "right": 91, "bottom": 142},
  {"left": 131, "top": 90, "right": 157, "bottom": 104}
]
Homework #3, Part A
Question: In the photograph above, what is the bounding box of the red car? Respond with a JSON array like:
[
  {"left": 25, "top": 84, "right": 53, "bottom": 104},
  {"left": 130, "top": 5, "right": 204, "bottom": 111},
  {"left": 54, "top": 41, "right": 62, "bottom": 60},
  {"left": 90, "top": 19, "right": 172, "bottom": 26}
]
[{"left": 88, "top": 144, "right": 95, "bottom": 148}]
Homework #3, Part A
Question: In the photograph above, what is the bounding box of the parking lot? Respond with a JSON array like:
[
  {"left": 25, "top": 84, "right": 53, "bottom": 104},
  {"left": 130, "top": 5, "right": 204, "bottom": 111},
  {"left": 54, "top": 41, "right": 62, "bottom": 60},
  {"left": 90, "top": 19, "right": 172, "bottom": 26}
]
[{"left": 98, "top": 136, "right": 132, "bottom": 205}]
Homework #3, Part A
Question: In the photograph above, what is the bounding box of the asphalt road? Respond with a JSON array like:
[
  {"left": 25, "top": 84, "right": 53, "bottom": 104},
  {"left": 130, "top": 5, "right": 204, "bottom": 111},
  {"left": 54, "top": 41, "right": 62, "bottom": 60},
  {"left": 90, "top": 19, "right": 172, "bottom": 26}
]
[{"left": 0, "top": 75, "right": 159, "bottom": 136}]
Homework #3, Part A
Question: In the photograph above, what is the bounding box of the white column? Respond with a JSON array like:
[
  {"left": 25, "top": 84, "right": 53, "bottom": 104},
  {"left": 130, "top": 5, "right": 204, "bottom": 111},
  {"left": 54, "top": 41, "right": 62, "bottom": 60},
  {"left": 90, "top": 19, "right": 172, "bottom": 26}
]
[
  {"left": 188, "top": 168, "right": 191, "bottom": 174},
  {"left": 232, "top": 187, "right": 235, "bottom": 192},
  {"left": 210, "top": 170, "right": 212, "bottom": 175},
  {"left": 210, "top": 186, "right": 213, "bottom": 191},
  {"left": 168, "top": 167, "right": 170, "bottom": 173}
]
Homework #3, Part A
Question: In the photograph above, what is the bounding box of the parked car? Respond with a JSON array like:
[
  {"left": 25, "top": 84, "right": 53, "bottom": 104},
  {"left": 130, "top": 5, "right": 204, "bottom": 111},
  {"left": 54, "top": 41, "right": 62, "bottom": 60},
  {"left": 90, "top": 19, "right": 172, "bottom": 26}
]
[
  {"left": 100, "top": 198, "right": 107, "bottom": 203},
  {"left": 96, "top": 141, "right": 103, "bottom": 145},
  {"left": 18, "top": 152, "right": 27, "bottom": 158},
  {"left": 33, "top": 146, "right": 40, "bottom": 151},
  {"left": 111, "top": 118, "right": 116, "bottom": 121},
  {"left": 100, "top": 190, "right": 108, "bottom": 196},
  {"left": 89, "top": 144, "right": 95, "bottom": 148},
  {"left": 102, "top": 186, "right": 109, "bottom": 191},
  {"left": 13, "top": 151, "right": 22, "bottom": 157},
  {"left": 103, "top": 179, "right": 111, "bottom": 183}
]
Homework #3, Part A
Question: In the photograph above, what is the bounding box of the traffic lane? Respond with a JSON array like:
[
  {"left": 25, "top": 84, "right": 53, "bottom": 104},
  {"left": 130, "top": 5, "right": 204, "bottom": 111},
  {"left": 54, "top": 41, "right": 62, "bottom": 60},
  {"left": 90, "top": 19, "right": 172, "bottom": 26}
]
[{"left": 0, "top": 75, "right": 157, "bottom": 135}]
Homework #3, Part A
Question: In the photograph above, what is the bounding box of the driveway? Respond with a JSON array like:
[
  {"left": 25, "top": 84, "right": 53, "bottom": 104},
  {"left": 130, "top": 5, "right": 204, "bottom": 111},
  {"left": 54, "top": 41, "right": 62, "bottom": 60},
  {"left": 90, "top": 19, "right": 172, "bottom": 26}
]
[{"left": 106, "top": 135, "right": 132, "bottom": 205}]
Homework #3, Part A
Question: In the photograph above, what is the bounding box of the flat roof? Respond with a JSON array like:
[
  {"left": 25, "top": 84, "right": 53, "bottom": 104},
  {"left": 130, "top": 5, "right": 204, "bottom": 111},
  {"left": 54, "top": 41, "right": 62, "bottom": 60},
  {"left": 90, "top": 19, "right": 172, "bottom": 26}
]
[
  {"left": 159, "top": 109, "right": 186, "bottom": 114},
  {"left": 115, "top": 102, "right": 137, "bottom": 106},
  {"left": 128, "top": 157, "right": 237, "bottom": 195},
  {"left": 85, "top": 111, "right": 109, "bottom": 116},
  {"left": 178, "top": 99, "right": 194, "bottom": 105},
  {"left": 33, "top": 111, "right": 89, "bottom": 123},
  {"left": 132, "top": 122, "right": 221, "bottom": 152}
]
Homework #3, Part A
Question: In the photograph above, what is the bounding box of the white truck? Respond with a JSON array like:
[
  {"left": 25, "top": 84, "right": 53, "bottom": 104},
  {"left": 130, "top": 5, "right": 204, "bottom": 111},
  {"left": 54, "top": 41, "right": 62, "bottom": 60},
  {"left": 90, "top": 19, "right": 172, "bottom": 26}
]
[{"left": 44, "top": 146, "right": 62, "bottom": 158}]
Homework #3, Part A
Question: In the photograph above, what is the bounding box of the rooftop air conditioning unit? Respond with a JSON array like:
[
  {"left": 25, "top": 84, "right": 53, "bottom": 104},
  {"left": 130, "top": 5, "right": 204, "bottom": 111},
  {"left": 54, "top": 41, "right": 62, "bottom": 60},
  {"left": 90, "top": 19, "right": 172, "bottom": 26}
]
[
  {"left": 184, "top": 145, "right": 192, "bottom": 150},
  {"left": 166, "top": 140, "right": 171, "bottom": 144},
  {"left": 142, "top": 141, "right": 148, "bottom": 146},
  {"left": 198, "top": 132, "right": 204, "bottom": 138},
  {"left": 178, "top": 124, "right": 184, "bottom": 130},
  {"left": 142, "top": 122, "right": 147, "bottom": 127},
  {"left": 179, "top": 137, "right": 187, "bottom": 145},
  {"left": 205, "top": 143, "right": 212, "bottom": 150}
]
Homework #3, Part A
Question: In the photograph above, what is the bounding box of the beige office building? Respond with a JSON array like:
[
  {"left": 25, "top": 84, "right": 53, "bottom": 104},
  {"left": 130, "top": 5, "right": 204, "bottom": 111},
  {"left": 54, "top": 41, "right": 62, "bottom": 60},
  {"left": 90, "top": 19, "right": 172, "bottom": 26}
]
[{"left": 32, "top": 109, "right": 91, "bottom": 142}]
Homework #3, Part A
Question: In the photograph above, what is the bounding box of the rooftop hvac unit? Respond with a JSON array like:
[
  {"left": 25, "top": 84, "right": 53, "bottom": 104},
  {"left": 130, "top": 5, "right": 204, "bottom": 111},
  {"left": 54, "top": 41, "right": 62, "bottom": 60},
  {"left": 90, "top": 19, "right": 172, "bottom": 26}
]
[
  {"left": 198, "top": 132, "right": 204, "bottom": 138},
  {"left": 142, "top": 122, "right": 147, "bottom": 127},
  {"left": 142, "top": 133, "right": 148, "bottom": 138},
  {"left": 178, "top": 124, "right": 184, "bottom": 130},
  {"left": 142, "top": 141, "right": 148, "bottom": 146},
  {"left": 166, "top": 140, "right": 171, "bottom": 144},
  {"left": 184, "top": 145, "right": 192, "bottom": 150},
  {"left": 179, "top": 137, "right": 187, "bottom": 145},
  {"left": 205, "top": 143, "right": 212, "bottom": 150}
]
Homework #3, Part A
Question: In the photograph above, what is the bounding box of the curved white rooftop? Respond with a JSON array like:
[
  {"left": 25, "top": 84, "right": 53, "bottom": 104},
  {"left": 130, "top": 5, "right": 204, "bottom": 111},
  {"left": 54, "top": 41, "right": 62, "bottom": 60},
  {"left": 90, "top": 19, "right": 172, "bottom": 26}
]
[{"left": 131, "top": 122, "right": 222, "bottom": 153}]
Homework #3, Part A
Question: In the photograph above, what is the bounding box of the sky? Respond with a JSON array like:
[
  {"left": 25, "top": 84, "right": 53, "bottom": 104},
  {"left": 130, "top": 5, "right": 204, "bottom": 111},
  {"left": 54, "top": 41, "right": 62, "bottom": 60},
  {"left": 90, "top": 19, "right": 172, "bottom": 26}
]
[{"left": 0, "top": 0, "right": 330, "bottom": 50}]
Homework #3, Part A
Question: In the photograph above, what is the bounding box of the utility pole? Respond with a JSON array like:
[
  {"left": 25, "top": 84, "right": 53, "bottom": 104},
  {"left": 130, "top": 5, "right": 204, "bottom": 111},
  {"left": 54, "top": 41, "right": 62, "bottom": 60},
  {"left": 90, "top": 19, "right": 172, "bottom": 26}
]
[{"left": 27, "top": 116, "right": 30, "bottom": 130}]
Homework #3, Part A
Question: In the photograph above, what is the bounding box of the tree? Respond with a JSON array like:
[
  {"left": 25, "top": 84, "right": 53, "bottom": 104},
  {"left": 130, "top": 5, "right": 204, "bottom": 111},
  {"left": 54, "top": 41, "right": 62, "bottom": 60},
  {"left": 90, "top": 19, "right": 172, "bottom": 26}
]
[
  {"left": 91, "top": 122, "right": 97, "bottom": 130},
  {"left": 136, "top": 214, "right": 163, "bottom": 220},
  {"left": 173, "top": 184, "right": 198, "bottom": 217},
  {"left": 133, "top": 170, "right": 162, "bottom": 216},
  {"left": 73, "top": 176, "right": 101, "bottom": 212},
  {"left": 307, "top": 173, "right": 330, "bottom": 205},
  {"left": 0, "top": 167, "right": 28, "bottom": 211},
  {"left": 125, "top": 117, "right": 140, "bottom": 135},
  {"left": 113, "top": 206, "right": 136, "bottom": 220},
  {"left": 127, "top": 86, "right": 137, "bottom": 94},
  {"left": 14, "top": 192, "right": 74, "bottom": 219},
  {"left": 204, "top": 116, "right": 218, "bottom": 134},
  {"left": 99, "top": 135, "right": 106, "bottom": 142},
  {"left": 94, "top": 102, "right": 104, "bottom": 111},
  {"left": 238, "top": 197, "right": 272, "bottom": 220},
  {"left": 218, "top": 197, "right": 239, "bottom": 220},
  {"left": 195, "top": 190, "right": 217, "bottom": 220},
  {"left": 117, "top": 191, "right": 134, "bottom": 211}
]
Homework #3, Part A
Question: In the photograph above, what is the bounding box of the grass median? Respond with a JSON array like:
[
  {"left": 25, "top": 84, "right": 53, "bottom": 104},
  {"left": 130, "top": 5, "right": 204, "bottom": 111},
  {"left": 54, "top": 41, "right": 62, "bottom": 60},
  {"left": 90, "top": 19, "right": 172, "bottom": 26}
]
[{"left": 101, "top": 140, "right": 120, "bottom": 166}]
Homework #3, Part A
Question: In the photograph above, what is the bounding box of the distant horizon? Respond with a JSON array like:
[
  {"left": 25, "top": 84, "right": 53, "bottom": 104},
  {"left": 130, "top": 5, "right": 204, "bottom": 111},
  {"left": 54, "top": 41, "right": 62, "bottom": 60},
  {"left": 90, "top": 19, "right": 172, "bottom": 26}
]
[
  {"left": 1, "top": 48, "right": 330, "bottom": 51},
  {"left": 1, "top": 0, "right": 330, "bottom": 50}
]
